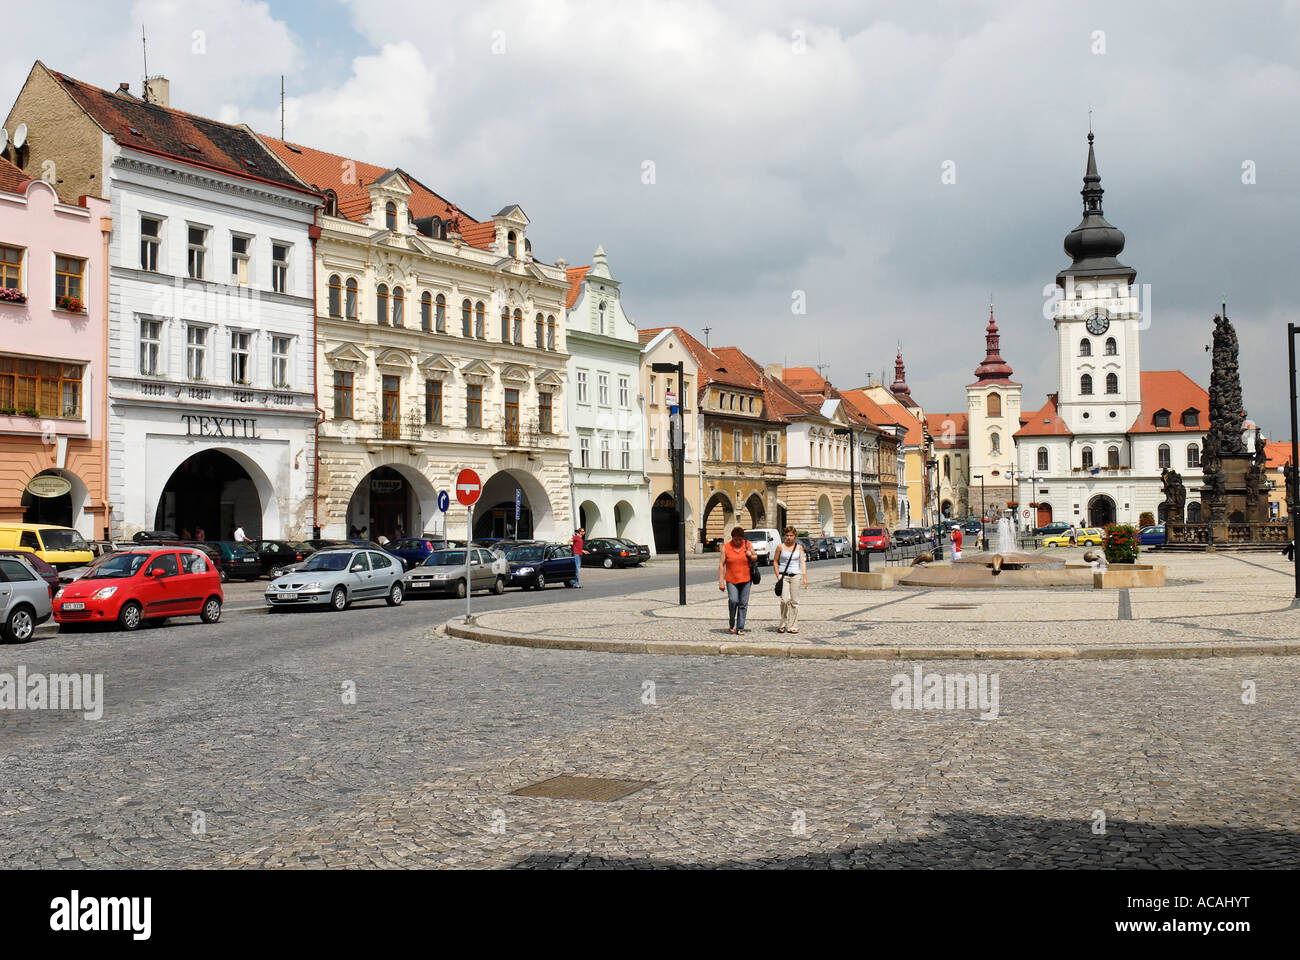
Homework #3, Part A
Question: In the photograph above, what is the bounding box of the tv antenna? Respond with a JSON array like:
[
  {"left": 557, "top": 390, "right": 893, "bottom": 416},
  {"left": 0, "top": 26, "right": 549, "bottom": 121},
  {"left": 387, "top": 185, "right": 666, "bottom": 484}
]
[
  {"left": 701, "top": 325, "right": 712, "bottom": 348},
  {"left": 141, "top": 25, "right": 150, "bottom": 102},
  {"left": 280, "top": 75, "right": 285, "bottom": 139}
]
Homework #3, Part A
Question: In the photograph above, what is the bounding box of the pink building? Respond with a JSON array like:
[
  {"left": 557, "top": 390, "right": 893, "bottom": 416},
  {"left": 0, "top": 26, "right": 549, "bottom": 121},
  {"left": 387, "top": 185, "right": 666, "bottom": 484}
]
[{"left": 0, "top": 155, "right": 111, "bottom": 536}]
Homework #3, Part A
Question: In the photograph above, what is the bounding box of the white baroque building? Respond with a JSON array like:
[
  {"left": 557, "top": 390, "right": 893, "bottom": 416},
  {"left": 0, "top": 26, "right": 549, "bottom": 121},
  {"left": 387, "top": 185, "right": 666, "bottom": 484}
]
[
  {"left": 563, "top": 247, "right": 653, "bottom": 549},
  {"left": 1014, "top": 133, "right": 1207, "bottom": 530}
]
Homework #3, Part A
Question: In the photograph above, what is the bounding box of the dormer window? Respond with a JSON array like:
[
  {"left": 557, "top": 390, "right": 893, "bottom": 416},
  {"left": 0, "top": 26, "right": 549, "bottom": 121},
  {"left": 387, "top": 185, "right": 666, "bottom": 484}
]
[
  {"left": 1181, "top": 408, "right": 1199, "bottom": 427},
  {"left": 507, "top": 231, "right": 517, "bottom": 258},
  {"left": 385, "top": 202, "right": 397, "bottom": 231},
  {"left": 323, "top": 190, "right": 338, "bottom": 217},
  {"left": 1153, "top": 409, "right": 1170, "bottom": 429}
]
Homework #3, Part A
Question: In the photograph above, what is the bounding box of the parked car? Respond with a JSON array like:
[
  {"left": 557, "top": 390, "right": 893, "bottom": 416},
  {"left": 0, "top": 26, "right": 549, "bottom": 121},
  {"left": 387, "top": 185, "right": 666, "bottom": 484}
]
[
  {"left": 405, "top": 547, "right": 505, "bottom": 598},
  {"left": 583, "top": 538, "right": 643, "bottom": 569},
  {"left": 265, "top": 547, "right": 406, "bottom": 611},
  {"left": 0, "top": 523, "right": 94, "bottom": 571},
  {"left": 53, "top": 547, "right": 223, "bottom": 631},
  {"left": 0, "top": 553, "right": 54, "bottom": 642},
  {"left": 205, "top": 541, "right": 265, "bottom": 581},
  {"left": 859, "top": 527, "right": 891, "bottom": 552},
  {"left": 0, "top": 549, "right": 59, "bottom": 596},
  {"left": 251, "top": 540, "right": 317, "bottom": 578},
  {"left": 811, "top": 537, "right": 833, "bottom": 560},
  {"left": 963, "top": 518, "right": 982, "bottom": 536},
  {"left": 1031, "top": 521, "right": 1071, "bottom": 539},
  {"left": 743, "top": 528, "right": 782, "bottom": 566},
  {"left": 828, "top": 536, "right": 850, "bottom": 558},
  {"left": 505, "top": 542, "right": 579, "bottom": 590},
  {"left": 1042, "top": 527, "right": 1103, "bottom": 547},
  {"left": 609, "top": 537, "right": 651, "bottom": 565},
  {"left": 384, "top": 538, "right": 448, "bottom": 570},
  {"left": 796, "top": 536, "right": 819, "bottom": 560},
  {"left": 1138, "top": 524, "right": 1167, "bottom": 547},
  {"left": 89, "top": 540, "right": 126, "bottom": 558}
]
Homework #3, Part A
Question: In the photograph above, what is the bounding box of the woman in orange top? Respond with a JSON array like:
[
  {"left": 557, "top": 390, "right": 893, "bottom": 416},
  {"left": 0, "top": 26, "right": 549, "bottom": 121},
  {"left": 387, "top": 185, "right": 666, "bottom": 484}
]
[{"left": 717, "top": 525, "right": 756, "bottom": 635}]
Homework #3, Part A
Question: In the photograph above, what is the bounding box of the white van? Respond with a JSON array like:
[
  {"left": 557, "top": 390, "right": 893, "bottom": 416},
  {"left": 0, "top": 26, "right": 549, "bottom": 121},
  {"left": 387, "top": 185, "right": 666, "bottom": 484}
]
[{"left": 744, "top": 528, "right": 782, "bottom": 565}]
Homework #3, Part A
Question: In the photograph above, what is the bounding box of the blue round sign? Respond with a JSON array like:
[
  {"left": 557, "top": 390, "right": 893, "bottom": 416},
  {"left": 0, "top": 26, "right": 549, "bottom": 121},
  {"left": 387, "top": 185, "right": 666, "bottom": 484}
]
[{"left": 437, "top": 490, "right": 450, "bottom": 513}]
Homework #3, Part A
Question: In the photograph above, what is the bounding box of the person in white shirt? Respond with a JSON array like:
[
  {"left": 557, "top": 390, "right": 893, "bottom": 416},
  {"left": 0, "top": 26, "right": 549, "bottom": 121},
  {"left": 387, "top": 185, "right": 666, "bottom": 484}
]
[
  {"left": 233, "top": 525, "right": 246, "bottom": 543},
  {"left": 773, "top": 526, "right": 808, "bottom": 634}
]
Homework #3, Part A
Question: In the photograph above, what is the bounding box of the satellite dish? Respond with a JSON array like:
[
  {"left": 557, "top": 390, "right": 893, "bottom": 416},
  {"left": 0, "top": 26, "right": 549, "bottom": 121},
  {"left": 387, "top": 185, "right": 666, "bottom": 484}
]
[
  {"left": 0, "top": 129, "right": 7, "bottom": 154},
  {"left": 12, "top": 123, "right": 27, "bottom": 148}
]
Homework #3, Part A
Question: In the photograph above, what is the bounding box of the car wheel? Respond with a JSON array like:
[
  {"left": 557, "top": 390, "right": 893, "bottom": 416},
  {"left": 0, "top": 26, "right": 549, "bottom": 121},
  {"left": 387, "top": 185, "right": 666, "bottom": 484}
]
[
  {"left": 602, "top": 557, "right": 613, "bottom": 569},
  {"left": 493, "top": 576, "right": 505, "bottom": 595},
  {"left": 118, "top": 601, "right": 143, "bottom": 631},
  {"left": 330, "top": 586, "right": 348, "bottom": 611},
  {"left": 386, "top": 582, "right": 404, "bottom": 607},
  {"left": 1047, "top": 542, "right": 1057, "bottom": 548},
  {"left": 3, "top": 605, "right": 35, "bottom": 643},
  {"left": 536, "top": 572, "right": 546, "bottom": 591},
  {"left": 201, "top": 597, "right": 222, "bottom": 623},
  {"left": 455, "top": 578, "right": 467, "bottom": 599}
]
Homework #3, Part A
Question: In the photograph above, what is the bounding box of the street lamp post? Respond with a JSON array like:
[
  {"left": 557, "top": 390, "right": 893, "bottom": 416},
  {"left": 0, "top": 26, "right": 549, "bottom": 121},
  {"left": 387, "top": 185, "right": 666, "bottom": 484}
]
[
  {"left": 927, "top": 456, "right": 942, "bottom": 560},
  {"left": 834, "top": 426, "right": 857, "bottom": 572},
  {"left": 652, "top": 361, "right": 687, "bottom": 606},
  {"left": 1288, "top": 324, "right": 1300, "bottom": 598}
]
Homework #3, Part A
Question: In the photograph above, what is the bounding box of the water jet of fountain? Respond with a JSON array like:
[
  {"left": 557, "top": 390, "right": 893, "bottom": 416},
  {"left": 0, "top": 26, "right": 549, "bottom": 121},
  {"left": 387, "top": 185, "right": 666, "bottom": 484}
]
[{"left": 995, "top": 516, "right": 1016, "bottom": 555}]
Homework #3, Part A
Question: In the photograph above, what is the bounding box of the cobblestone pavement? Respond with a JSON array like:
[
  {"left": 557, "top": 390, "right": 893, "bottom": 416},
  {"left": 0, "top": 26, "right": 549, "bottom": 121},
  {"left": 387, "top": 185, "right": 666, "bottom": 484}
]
[
  {"left": 2, "top": 556, "right": 1298, "bottom": 868},
  {"left": 454, "top": 551, "right": 1300, "bottom": 653}
]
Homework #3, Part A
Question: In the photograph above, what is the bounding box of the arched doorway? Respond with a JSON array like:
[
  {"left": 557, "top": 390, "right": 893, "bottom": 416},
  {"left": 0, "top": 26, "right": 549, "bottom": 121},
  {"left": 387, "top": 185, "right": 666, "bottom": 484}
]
[
  {"left": 744, "top": 493, "right": 765, "bottom": 529},
  {"left": 1088, "top": 494, "right": 1115, "bottom": 528},
  {"left": 842, "top": 495, "right": 852, "bottom": 536},
  {"left": 941, "top": 499, "right": 953, "bottom": 518},
  {"left": 816, "top": 494, "right": 833, "bottom": 536},
  {"left": 702, "top": 490, "right": 734, "bottom": 544},
  {"left": 578, "top": 500, "right": 601, "bottom": 535},
  {"left": 347, "top": 465, "right": 438, "bottom": 541},
  {"left": 472, "top": 469, "right": 554, "bottom": 540},
  {"left": 864, "top": 495, "right": 878, "bottom": 526},
  {"left": 652, "top": 492, "right": 680, "bottom": 552},
  {"left": 1036, "top": 502, "right": 1053, "bottom": 528},
  {"left": 614, "top": 500, "right": 634, "bottom": 538},
  {"left": 22, "top": 469, "right": 88, "bottom": 529},
  {"left": 156, "top": 450, "right": 264, "bottom": 540}
]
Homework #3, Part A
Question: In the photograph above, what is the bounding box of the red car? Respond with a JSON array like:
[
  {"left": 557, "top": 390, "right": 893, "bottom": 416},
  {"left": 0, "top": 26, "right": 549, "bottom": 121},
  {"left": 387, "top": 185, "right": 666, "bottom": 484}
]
[
  {"left": 53, "top": 546, "right": 224, "bottom": 631},
  {"left": 858, "top": 527, "right": 891, "bottom": 552}
]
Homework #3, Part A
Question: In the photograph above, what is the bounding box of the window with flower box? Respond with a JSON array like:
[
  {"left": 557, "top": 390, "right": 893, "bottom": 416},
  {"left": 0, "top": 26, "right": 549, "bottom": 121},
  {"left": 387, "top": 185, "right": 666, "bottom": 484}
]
[
  {"left": 0, "top": 357, "right": 83, "bottom": 418},
  {"left": 55, "top": 256, "right": 85, "bottom": 309},
  {"left": 0, "top": 245, "right": 23, "bottom": 301}
]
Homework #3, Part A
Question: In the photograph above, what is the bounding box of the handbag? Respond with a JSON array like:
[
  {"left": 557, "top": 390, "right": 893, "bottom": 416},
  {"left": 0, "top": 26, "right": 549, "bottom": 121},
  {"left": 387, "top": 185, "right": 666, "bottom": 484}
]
[
  {"left": 774, "top": 544, "right": 797, "bottom": 596},
  {"left": 748, "top": 550, "right": 761, "bottom": 585}
]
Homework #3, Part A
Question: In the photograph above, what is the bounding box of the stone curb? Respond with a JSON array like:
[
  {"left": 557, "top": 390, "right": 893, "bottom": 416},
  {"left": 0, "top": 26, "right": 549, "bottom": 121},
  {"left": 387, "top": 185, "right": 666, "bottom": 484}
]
[{"left": 441, "top": 621, "right": 1300, "bottom": 661}]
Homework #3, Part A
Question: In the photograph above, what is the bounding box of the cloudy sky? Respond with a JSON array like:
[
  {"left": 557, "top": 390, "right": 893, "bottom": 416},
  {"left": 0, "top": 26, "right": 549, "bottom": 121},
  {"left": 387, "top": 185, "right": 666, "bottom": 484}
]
[{"left": 6, "top": 0, "right": 1299, "bottom": 433}]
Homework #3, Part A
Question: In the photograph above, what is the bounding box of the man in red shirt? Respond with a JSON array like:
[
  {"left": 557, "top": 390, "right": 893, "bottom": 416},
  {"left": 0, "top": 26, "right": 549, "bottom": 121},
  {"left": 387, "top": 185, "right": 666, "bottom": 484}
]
[
  {"left": 951, "top": 525, "right": 963, "bottom": 560},
  {"left": 571, "top": 527, "right": 585, "bottom": 587}
]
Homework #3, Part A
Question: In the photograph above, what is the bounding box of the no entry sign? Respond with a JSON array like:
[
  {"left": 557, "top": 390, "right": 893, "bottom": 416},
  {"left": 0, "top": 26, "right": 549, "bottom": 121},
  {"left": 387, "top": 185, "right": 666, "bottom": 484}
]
[{"left": 456, "top": 468, "right": 482, "bottom": 506}]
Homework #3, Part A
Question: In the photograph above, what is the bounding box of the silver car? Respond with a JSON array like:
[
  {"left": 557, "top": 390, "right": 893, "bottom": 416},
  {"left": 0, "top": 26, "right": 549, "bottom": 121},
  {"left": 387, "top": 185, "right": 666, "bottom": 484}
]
[
  {"left": 1, "top": 554, "right": 54, "bottom": 642},
  {"left": 264, "top": 548, "right": 405, "bottom": 611},
  {"left": 405, "top": 548, "right": 505, "bottom": 598}
]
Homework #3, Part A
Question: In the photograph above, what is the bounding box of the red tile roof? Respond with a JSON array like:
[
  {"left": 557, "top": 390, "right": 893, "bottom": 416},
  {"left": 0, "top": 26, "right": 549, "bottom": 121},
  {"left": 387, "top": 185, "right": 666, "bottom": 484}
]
[
  {"left": 640, "top": 327, "right": 757, "bottom": 390},
  {"left": 0, "top": 156, "right": 30, "bottom": 194},
  {"left": 1014, "top": 394, "right": 1071, "bottom": 438},
  {"left": 1128, "top": 371, "right": 1209, "bottom": 434},
  {"left": 841, "top": 389, "right": 923, "bottom": 445},
  {"left": 47, "top": 67, "right": 313, "bottom": 196},
  {"left": 781, "top": 366, "right": 828, "bottom": 394},
  {"left": 1265, "top": 440, "right": 1292, "bottom": 471},
  {"left": 926, "top": 412, "right": 969, "bottom": 448},
  {"left": 565, "top": 266, "right": 589, "bottom": 309},
  {"left": 259, "top": 135, "right": 497, "bottom": 250}
]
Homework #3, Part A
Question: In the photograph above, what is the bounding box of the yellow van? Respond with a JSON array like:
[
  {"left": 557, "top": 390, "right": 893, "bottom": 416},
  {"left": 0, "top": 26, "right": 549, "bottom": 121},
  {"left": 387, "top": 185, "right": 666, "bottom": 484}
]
[{"left": 0, "top": 523, "right": 94, "bottom": 570}]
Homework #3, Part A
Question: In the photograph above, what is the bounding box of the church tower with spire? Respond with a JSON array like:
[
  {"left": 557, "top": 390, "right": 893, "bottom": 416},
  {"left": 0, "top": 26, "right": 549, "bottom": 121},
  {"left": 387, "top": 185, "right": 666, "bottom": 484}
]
[{"left": 966, "top": 305, "right": 1021, "bottom": 517}]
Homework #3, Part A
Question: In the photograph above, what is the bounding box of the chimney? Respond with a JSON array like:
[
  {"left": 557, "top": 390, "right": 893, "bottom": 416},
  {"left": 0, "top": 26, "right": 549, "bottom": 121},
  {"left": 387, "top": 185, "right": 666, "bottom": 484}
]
[
  {"left": 117, "top": 83, "right": 130, "bottom": 94},
  {"left": 144, "top": 76, "right": 170, "bottom": 107}
]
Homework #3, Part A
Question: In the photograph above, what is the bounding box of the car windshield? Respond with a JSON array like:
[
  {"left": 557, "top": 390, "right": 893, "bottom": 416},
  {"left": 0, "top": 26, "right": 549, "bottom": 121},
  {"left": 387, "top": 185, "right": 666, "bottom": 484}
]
[
  {"left": 743, "top": 531, "right": 768, "bottom": 542},
  {"left": 302, "top": 552, "right": 351, "bottom": 572},
  {"left": 85, "top": 552, "right": 150, "bottom": 579},
  {"left": 424, "top": 550, "right": 467, "bottom": 566},
  {"left": 507, "top": 546, "right": 545, "bottom": 562},
  {"left": 864, "top": 528, "right": 884, "bottom": 536},
  {"left": 39, "top": 528, "right": 89, "bottom": 550}
]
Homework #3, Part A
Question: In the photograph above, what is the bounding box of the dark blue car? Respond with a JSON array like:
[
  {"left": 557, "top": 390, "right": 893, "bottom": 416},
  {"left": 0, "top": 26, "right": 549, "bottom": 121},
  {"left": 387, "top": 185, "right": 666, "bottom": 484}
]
[
  {"left": 504, "top": 542, "right": 579, "bottom": 590},
  {"left": 1138, "top": 525, "right": 1166, "bottom": 547},
  {"left": 385, "top": 538, "right": 448, "bottom": 570}
]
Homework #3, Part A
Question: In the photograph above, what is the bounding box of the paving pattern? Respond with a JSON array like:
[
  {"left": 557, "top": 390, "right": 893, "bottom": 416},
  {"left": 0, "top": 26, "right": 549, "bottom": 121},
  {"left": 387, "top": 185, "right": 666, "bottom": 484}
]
[{"left": 1, "top": 555, "right": 1297, "bottom": 868}]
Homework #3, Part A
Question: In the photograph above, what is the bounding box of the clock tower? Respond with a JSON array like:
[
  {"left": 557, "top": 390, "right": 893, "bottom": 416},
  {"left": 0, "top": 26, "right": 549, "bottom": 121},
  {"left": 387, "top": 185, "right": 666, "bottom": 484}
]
[{"left": 1052, "top": 132, "right": 1143, "bottom": 437}]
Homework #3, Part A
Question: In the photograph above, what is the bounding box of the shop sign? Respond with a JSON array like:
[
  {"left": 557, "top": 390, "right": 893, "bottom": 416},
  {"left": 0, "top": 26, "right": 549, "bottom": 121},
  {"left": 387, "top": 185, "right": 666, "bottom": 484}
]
[
  {"left": 25, "top": 475, "right": 72, "bottom": 498},
  {"left": 181, "top": 415, "right": 258, "bottom": 439}
]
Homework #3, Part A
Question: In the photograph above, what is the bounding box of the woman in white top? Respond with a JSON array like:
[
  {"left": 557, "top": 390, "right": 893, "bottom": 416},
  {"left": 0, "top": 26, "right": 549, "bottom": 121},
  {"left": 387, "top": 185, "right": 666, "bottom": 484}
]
[{"left": 773, "top": 526, "right": 808, "bottom": 634}]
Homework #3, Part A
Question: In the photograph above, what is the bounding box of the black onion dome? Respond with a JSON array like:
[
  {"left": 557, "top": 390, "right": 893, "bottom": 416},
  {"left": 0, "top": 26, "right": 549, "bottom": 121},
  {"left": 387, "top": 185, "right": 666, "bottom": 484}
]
[{"left": 1057, "top": 132, "right": 1136, "bottom": 286}]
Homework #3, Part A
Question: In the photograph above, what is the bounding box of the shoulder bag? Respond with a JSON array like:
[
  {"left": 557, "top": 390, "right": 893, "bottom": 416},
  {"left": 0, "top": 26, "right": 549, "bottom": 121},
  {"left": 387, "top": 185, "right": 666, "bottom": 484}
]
[
  {"left": 746, "top": 544, "right": 761, "bottom": 585},
  {"left": 774, "top": 545, "right": 797, "bottom": 596}
]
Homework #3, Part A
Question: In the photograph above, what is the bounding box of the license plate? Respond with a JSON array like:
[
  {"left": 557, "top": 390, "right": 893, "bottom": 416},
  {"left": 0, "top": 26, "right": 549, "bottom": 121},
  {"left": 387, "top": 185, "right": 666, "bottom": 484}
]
[
  {"left": 63, "top": 602, "right": 85, "bottom": 611},
  {"left": 279, "top": 592, "right": 298, "bottom": 601}
]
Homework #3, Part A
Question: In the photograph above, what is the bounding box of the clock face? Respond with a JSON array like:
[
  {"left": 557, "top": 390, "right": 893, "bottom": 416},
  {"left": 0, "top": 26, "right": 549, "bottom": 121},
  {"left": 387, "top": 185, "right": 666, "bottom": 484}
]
[{"left": 1085, "top": 311, "right": 1110, "bottom": 336}]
